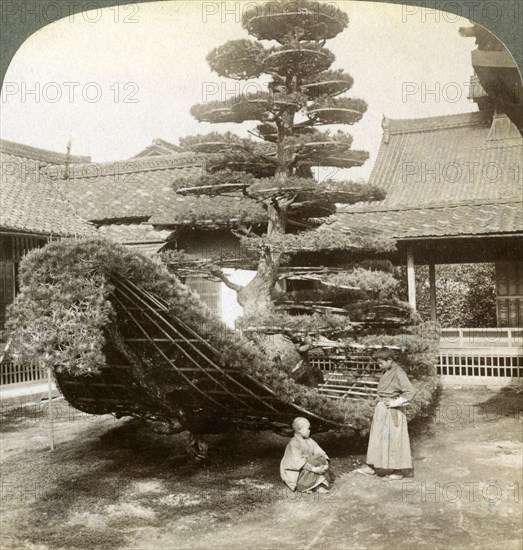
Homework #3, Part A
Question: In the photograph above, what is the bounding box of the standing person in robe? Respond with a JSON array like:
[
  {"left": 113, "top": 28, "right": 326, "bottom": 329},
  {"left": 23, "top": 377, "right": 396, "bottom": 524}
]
[
  {"left": 280, "top": 417, "right": 330, "bottom": 493},
  {"left": 355, "top": 347, "right": 415, "bottom": 480}
]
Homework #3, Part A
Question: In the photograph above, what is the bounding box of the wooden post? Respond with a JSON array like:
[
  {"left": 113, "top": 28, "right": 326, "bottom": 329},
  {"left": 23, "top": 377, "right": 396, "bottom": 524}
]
[
  {"left": 407, "top": 249, "right": 416, "bottom": 311},
  {"left": 429, "top": 263, "right": 437, "bottom": 322},
  {"left": 47, "top": 366, "right": 54, "bottom": 451}
]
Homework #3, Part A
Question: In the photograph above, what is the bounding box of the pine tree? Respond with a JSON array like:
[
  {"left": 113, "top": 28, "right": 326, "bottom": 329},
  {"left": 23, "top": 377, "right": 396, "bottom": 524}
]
[{"left": 169, "top": 0, "right": 395, "bottom": 369}]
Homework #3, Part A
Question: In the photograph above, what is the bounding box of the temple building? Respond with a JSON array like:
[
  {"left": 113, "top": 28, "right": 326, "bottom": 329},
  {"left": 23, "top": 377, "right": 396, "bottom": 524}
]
[
  {"left": 321, "top": 25, "right": 523, "bottom": 385},
  {"left": 321, "top": 109, "right": 522, "bottom": 385},
  {"left": 0, "top": 138, "right": 259, "bottom": 341}
]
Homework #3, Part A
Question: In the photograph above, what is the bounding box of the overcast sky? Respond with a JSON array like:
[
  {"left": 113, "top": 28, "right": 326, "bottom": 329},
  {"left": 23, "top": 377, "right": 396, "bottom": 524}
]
[{"left": 1, "top": 0, "right": 478, "bottom": 179}]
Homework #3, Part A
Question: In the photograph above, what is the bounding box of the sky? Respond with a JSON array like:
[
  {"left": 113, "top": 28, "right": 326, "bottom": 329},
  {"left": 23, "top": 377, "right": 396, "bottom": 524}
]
[{"left": 0, "top": 0, "right": 479, "bottom": 179}]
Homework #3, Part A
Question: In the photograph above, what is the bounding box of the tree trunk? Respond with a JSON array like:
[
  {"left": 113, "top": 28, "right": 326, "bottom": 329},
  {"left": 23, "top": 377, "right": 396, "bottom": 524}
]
[
  {"left": 237, "top": 201, "right": 300, "bottom": 370},
  {"left": 237, "top": 202, "right": 286, "bottom": 315},
  {"left": 237, "top": 260, "right": 300, "bottom": 369},
  {"left": 275, "top": 110, "right": 294, "bottom": 182},
  {"left": 237, "top": 99, "right": 310, "bottom": 373},
  {"left": 237, "top": 253, "right": 276, "bottom": 316}
]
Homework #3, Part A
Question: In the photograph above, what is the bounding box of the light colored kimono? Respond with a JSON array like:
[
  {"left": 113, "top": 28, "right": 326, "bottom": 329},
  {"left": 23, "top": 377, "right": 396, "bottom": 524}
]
[
  {"left": 280, "top": 434, "right": 329, "bottom": 491},
  {"left": 367, "top": 364, "right": 415, "bottom": 470}
]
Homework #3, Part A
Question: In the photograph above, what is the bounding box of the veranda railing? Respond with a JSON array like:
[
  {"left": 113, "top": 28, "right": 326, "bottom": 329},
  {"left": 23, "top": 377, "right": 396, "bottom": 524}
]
[{"left": 2, "top": 328, "right": 522, "bottom": 387}]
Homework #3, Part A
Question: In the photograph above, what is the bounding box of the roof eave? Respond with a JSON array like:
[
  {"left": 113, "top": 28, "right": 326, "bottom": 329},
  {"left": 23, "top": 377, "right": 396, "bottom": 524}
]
[{"left": 397, "top": 232, "right": 523, "bottom": 241}]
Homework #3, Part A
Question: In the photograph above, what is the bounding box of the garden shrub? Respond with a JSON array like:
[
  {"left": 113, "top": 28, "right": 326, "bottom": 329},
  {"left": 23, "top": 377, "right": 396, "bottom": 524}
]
[{"left": 397, "top": 264, "right": 496, "bottom": 327}]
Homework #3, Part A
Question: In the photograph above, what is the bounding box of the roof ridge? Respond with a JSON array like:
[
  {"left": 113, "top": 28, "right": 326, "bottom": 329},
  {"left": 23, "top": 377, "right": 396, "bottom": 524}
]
[
  {"left": 151, "top": 138, "right": 182, "bottom": 149},
  {"left": 340, "top": 198, "right": 523, "bottom": 214},
  {"left": 383, "top": 110, "right": 492, "bottom": 135},
  {"left": 0, "top": 138, "right": 91, "bottom": 164},
  {"left": 49, "top": 152, "right": 216, "bottom": 180},
  {"left": 131, "top": 138, "right": 184, "bottom": 158}
]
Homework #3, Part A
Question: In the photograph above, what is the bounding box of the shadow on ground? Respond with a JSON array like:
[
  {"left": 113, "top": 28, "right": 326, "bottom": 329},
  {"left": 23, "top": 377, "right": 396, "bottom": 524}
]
[{"left": 1, "top": 387, "right": 521, "bottom": 550}]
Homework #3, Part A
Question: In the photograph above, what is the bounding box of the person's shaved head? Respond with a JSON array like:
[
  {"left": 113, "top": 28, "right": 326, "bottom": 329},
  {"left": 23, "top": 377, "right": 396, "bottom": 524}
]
[
  {"left": 292, "top": 417, "right": 310, "bottom": 432},
  {"left": 375, "top": 347, "right": 399, "bottom": 360}
]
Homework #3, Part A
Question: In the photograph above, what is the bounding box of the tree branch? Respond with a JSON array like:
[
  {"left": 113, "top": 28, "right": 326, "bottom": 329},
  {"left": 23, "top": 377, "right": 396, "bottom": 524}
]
[
  {"left": 177, "top": 183, "right": 246, "bottom": 196},
  {"left": 207, "top": 264, "right": 243, "bottom": 292},
  {"left": 238, "top": 144, "right": 278, "bottom": 165},
  {"left": 241, "top": 187, "right": 271, "bottom": 208},
  {"left": 230, "top": 225, "right": 254, "bottom": 239},
  {"left": 280, "top": 192, "right": 299, "bottom": 208},
  {"left": 247, "top": 129, "right": 265, "bottom": 141}
]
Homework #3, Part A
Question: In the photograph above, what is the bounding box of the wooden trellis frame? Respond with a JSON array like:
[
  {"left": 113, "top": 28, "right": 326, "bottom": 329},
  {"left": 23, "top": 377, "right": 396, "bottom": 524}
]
[{"left": 55, "top": 275, "right": 343, "bottom": 434}]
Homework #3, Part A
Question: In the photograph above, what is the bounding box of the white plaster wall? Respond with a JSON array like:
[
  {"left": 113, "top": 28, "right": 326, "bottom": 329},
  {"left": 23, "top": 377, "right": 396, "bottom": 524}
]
[{"left": 220, "top": 269, "right": 256, "bottom": 328}]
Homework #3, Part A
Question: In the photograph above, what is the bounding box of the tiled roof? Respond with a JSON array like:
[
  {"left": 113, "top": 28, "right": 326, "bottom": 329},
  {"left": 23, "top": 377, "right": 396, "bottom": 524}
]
[
  {"left": 53, "top": 153, "right": 267, "bottom": 226},
  {"left": 53, "top": 153, "right": 210, "bottom": 222},
  {"left": 0, "top": 139, "right": 91, "bottom": 165},
  {"left": 97, "top": 224, "right": 176, "bottom": 243},
  {"left": 98, "top": 224, "right": 177, "bottom": 254},
  {"left": 358, "top": 111, "right": 522, "bottom": 209},
  {"left": 0, "top": 138, "right": 266, "bottom": 239},
  {"left": 333, "top": 111, "right": 523, "bottom": 240},
  {"left": 0, "top": 150, "right": 96, "bottom": 237},
  {"left": 322, "top": 200, "right": 523, "bottom": 239}
]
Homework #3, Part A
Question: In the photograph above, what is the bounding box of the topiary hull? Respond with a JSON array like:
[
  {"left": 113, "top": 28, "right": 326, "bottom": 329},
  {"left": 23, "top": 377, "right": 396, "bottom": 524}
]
[
  {"left": 54, "top": 275, "right": 340, "bottom": 435},
  {"left": 6, "top": 239, "right": 437, "bottom": 438}
]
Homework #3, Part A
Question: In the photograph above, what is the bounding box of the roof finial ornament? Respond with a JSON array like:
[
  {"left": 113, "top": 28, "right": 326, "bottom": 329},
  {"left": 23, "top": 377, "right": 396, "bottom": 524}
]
[
  {"left": 63, "top": 138, "right": 72, "bottom": 180},
  {"left": 487, "top": 111, "right": 520, "bottom": 141},
  {"left": 382, "top": 115, "right": 390, "bottom": 143}
]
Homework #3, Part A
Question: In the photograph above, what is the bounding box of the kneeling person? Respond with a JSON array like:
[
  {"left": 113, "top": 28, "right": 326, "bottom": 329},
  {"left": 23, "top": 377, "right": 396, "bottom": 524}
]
[{"left": 280, "top": 417, "right": 330, "bottom": 493}]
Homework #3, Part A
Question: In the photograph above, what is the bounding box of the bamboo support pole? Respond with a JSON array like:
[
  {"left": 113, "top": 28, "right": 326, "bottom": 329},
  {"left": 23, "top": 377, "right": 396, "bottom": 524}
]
[
  {"left": 429, "top": 263, "right": 437, "bottom": 322},
  {"left": 114, "top": 277, "right": 281, "bottom": 414},
  {"left": 114, "top": 288, "right": 254, "bottom": 412},
  {"left": 407, "top": 248, "right": 416, "bottom": 311},
  {"left": 47, "top": 366, "right": 54, "bottom": 451},
  {"left": 111, "top": 292, "right": 227, "bottom": 411}
]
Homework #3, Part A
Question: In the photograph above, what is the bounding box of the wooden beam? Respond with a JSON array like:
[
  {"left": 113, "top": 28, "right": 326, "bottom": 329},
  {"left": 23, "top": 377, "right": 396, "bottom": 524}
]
[
  {"left": 407, "top": 248, "right": 416, "bottom": 311},
  {"left": 429, "top": 263, "right": 437, "bottom": 322},
  {"left": 176, "top": 183, "right": 246, "bottom": 195}
]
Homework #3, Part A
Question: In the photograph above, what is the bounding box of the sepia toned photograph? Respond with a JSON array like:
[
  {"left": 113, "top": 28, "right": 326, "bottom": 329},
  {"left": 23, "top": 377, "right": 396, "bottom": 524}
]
[{"left": 0, "top": 1, "right": 522, "bottom": 548}]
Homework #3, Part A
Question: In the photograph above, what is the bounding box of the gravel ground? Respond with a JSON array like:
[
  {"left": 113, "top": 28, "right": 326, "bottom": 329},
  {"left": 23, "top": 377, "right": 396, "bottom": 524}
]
[{"left": 0, "top": 386, "right": 521, "bottom": 550}]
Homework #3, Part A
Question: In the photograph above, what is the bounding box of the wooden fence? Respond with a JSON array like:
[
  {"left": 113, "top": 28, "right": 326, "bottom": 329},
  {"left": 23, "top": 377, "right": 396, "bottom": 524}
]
[
  {"left": 438, "top": 327, "right": 523, "bottom": 386},
  {"left": 1, "top": 327, "right": 521, "bottom": 388},
  {"left": 1, "top": 361, "right": 47, "bottom": 386}
]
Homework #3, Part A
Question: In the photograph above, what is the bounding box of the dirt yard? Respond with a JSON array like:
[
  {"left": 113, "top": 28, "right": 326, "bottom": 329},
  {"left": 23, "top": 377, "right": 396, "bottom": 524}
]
[{"left": 1, "top": 386, "right": 521, "bottom": 550}]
